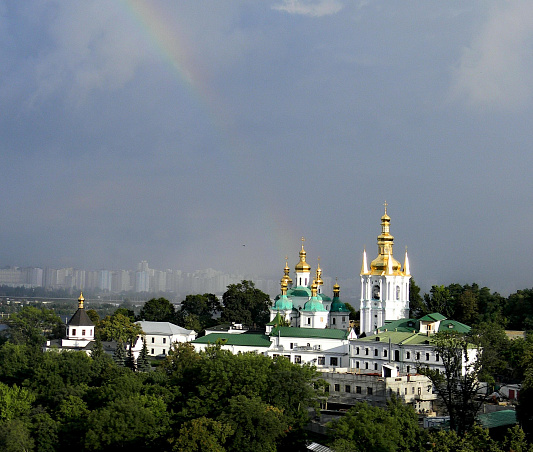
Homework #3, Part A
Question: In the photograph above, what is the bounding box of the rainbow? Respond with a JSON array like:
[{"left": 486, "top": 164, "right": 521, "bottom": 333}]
[{"left": 120, "top": 1, "right": 303, "bottom": 268}]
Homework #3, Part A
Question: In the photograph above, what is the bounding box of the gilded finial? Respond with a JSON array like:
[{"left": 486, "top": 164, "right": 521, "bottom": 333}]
[
  {"left": 384, "top": 200, "right": 388, "bottom": 214},
  {"left": 78, "top": 291, "right": 85, "bottom": 309}
]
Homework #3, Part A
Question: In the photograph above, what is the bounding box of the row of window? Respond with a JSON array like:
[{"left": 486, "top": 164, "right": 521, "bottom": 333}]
[
  {"left": 330, "top": 384, "right": 424, "bottom": 396},
  {"left": 353, "top": 347, "right": 439, "bottom": 362},
  {"left": 272, "top": 354, "right": 340, "bottom": 366},
  {"left": 353, "top": 361, "right": 413, "bottom": 374},
  {"left": 71, "top": 328, "right": 92, "bottom": 336}
]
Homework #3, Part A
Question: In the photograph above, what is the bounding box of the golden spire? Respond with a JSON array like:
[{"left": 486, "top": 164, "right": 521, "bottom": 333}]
[
  {"left": 282, "top": 256, "right": 293, "bottom": 286},
  {"left": 295, "top": 236, "right": 311, "bottom": 273},
  {"left": 403, "top": 246, "right": 410, "bottom": 275},
  {"left": 370, "top": 203, "right": 401, "bottom": 274},
  {"left": 311, "top": 281, "right": 318, "bottom": 297},
  {"left": 315, "top": 257, "right": 323, "bottom": 286},
  {"left": 280, "top": 277, "right": 288, "bottom": 296},
  {"left": 333, "top": 277, "right": 340, "bottom": 297},
  {"left": 78, "top": 291, "right": 85, "bottom": 309},
  {"left": 361, "top": 247, "right": 369, "bottom": 274}
]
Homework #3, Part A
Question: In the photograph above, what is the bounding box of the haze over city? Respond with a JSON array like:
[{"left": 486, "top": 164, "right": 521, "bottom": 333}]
[{"left": 1, "top": 1, "right": 533, "bottom": 297}]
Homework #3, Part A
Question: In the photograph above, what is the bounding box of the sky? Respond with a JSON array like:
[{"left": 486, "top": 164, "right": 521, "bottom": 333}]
[{"left": 1, "top": 0, "right": 533, "bottom": 297}]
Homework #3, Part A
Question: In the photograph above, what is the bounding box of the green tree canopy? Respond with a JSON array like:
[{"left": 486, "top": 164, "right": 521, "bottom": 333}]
[
  {"left": 7, "top": 306, "right": 63, "bottom": 346},
  {"left": 137, "top": 298, "right": 175, "bottom": 323},
  {"left": 221, "top": 280, "right": 270, "bottom": 327},
  {"left": 98, "top": 313, "right": 143, "bottom": 344}
]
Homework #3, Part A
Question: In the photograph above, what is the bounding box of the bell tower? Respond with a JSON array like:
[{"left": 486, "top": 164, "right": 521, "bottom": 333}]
[{"left": 359, "top": 203, "right": 410, "bottom": 335}]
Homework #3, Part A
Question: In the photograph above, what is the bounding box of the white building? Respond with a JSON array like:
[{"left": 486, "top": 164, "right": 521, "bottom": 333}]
[
  {"left": 349, "top": 313, "right": 477, "bottom": 376},
  {"left": 359, "top": 204, "right": 411, "bottom": 335},
  {"left": 136, "top": 321, "right": 196, "bottom": 357}
]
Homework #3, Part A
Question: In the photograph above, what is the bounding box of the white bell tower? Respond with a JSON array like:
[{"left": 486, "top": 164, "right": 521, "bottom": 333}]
[{"left": 360, "top": 203, "right": 410, "bottom": 335}]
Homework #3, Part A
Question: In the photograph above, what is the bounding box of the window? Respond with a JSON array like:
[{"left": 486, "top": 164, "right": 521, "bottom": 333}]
[
  {"left": 412, "top": 387, "right": 415, "bottom": 394},
  {"left": 334, "top": 384, "right": 340, "bottom": 392},
  {"left": 407, "top": 366, "right": 410, "bottom": 374},
  {"left": 284, "top": 355, "right": 291, "bottom": 360},
  {"left": 295, "top": 355, "right": 302, "bottom": 364},
  {"left": 342, "top": 316, "right": 346, "bottom": 321},
  {"left": 151, "top": 348, "right": 154, "bottom": 354},
  {"left": 72, "top": 329, "right": 76, "bottom": 336},
  {"left": 374, "top": 363, "right": 378, "bottom": 370},
  {"left": 367, "top": 387, "right": 373, "bottom": 395},
  {"left": 332, "top": 318, "right": 336, "bottom": 325},
  {"left": 273, "top": 354, "right": 279, "bottom": 358},
  {"left": 416, "top": 352, "right": 420, "bottom": 360},
  {"left": 330, "top": 357, "right": 338, "bottom": 366},
  {"left": 406, "top": 351, "right": 411, "bottom": 359},
  {"left": 318, "top": 356, "right": 325, "bottom": 365},
  {"left": 345, "top": 385, "right": 351, "bottom": 393},
  {"left": 152, "top": 337, "right": 155, "bottom": 343},
  {"left": 404, "top": 388, "right": 408, "bottom": 395},
  {"left": 290, "top": 343, "right": 294, "bottom": 349},
  {"left": 365, "top": 362, "right": 369, "bottom": 369},
  {"left": 384, "top": 350, "right": 388, "bottom": 358},
  {"left": 365, "top": 348, "right": 369, "bottom": 355},
  {"left": 436, "top": 353, "right": 440, "bottom": 362},
  {"left": 82, "top": 330, "right": 86, "bottom": 336},
  {"left": 163, "top": 338, "right": 166, "bottom": 344},
  {"left": 356, "top": 386, "right": 362, "bottom": 394},
  {"left": 356, "top": 347, "right": 360, "bottom": 354},
  {"left": 325, "top": 385, "right": 330, "bottom": 393},
  {"left": 374, "top": 349, "right": 378, "bottom": 356},
  {"left": 355, "top": 361, "right": 360, "bottom": 368},
  {"left": 307, "top": 318, "right": 311, "bottom": 325},
  {"left": 426, "top": 353, "right": 430, "bottom": 361},
  {"left": 163, "top": 349, "right": 166, "bottom": 355}
]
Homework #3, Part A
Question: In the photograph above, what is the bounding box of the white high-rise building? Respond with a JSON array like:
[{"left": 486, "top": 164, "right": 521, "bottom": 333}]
[{"left": 359, "top": 204, "right": 411, "bottom": 335}]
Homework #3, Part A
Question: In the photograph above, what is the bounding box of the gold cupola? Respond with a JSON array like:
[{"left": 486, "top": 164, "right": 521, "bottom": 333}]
[
  {"left": 370, "top": 202, "right": 401, "bottom": 275},
  {"left": 333, "top": 278, "right": 340, "bottom": 297},
  {"left": 295, "top": 237, "right": 311, "bottom": 273},
  {"left": 315, "top": 258, "right": 323, "bottom": 287},
  {"left": 281, "top": 256, "right": 293, "bottom": 287},
  {"left": 78, "top": 291, "right": 85, "bottom": 309}
]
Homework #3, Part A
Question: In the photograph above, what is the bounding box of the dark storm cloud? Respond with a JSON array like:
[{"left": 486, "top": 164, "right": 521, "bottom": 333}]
[{"left": 1, "top": 1, "right": 533, "bottom": 295}]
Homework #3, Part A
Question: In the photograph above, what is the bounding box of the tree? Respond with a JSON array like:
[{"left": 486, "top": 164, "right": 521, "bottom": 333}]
[
  {"left": 136, "top": 339, "right": 151, "bottom": 373},
  {"left": 0, "top": 382, "right": 35, "bottom": 421},
  {"left": 171, "top": 417, "right": 233, "bottom": 452},
  {"left": 327, "top": 396, "right": 427, "bottom": 452},
  {"left": 221, "top": 280, "right": 270, "bottom": 327},
  {"left": 177, "top": 293, "right": 221, "bottom": 332},
  {"left": 86, "top": 309, "right": 100, "bottom": 324},
  {"left": 419, "top": 331, "right": 482, "bottom": 436},
  {"left": 137, "top": 298, "right": 175, "bottom": 322},
  {"left": 470, "top": 322, "right": 509, "bottom": 384},
  {"left": 7, "top": 306, "right": 63, "bottom": 346},
  {"left": 113, "top": 341, "right": 126, "bottom": 367},
  {"left": 98, "top": 313, "right": 143, "bottom": 344},
  {"left": 409, "top": 278, "right": 426, "bottom": 318},
  {"left": 219, "top": 395, "right": 287, "bottom": 452},
  {"left": 0, "top": 419, "right": 34, "bottom": 452},
  {"left": 424, "top": 286, "right": 454, "bottom": 318}
]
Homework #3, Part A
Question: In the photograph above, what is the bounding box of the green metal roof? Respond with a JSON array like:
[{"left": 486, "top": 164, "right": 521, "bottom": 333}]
[
  {"left": 273, "top": 295, "right": 292, "bottom": 310},
  {"left": 303, "top": 297, "right": 327, "bottom": 312},
  {"left": 192, "top": 333, "right": 272, "bottom": 348},
  {"left": 438, "top": 320, "right": 471, "bottom": 334},
  {"left": 330, "top": 296, "right": 350, "bottom": 312},
  {"left": 419, "top": 313, "right": 447, "bottom": 322},
  {"left": 288, "top": 287, "right": 312, "bottom": 297},
  {"left": 267, "top": 312, "right": 284, "bottom": 326},
  {"left": 357, "top": 331, "right": 433, "bottom": 346},
  {"left": 378, "top": 318, "right": 419, "bottom": 333},
  {"left": 477, "top": 410, "right": 517, "bottom": 429},
  {"left": 270, "top": 326, "right": 348, "bottom": 340}
]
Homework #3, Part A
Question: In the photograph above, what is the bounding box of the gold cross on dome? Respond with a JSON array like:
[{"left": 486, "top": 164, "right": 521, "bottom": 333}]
[{"left": 383, "top": 200, "right": 388, "bottom": 214}]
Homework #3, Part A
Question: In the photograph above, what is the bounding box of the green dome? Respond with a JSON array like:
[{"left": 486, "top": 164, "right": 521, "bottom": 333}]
[
  {"left": 330, "top": 296, "right": 350, "bottom": 312},
  {"left": 303, "top": 296, "right": 327, "bottom": 312},
  {"left": 274, "top": 295, "right": 292, "bottom": 310}
]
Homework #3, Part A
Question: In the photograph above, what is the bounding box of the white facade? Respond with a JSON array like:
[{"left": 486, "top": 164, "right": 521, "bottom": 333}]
[
  {"left": 360, "top": 208, "right": 411, "bottom": 334},
  {"left": 137, "top": 321, "right": 196, "bottom": 357}
]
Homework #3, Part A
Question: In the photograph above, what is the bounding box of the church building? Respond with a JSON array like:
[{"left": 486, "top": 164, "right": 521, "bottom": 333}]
[
  {"left": 269, "top": 238, "right": 351, "bottom": 330},
  {"left": 359, "top": 204, "right": 411, "bottom": 335}
]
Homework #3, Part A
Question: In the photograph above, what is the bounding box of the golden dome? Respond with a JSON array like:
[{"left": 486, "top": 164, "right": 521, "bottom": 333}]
[
  {"left": 295, "top": 237, "right": 311, "bottom": 272},
  {"left": 78, "top": 291, "right": 85, "bottom": 309},
  {"left": 370, "top": 203, "right": 402, "bottom": 275},
  {"left": 315, "top": 258, "right": 323, "bottom": 286},
  {"left": 281, "top": 256, "right": 293, "bottom": 286},
  {"left": 333, "top": 278, "right": 340, "bottom": 297}
]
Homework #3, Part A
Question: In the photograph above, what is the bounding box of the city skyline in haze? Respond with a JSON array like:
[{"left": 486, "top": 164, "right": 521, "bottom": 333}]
[{"left": 1, "top": 1, "right": 532, "bottom": 297}]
